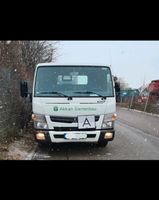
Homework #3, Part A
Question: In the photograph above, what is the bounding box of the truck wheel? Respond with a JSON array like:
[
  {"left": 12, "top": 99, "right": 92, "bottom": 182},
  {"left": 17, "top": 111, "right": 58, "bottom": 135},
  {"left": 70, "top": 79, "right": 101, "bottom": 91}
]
[
  {"left": 97, "top": 141, "right": 108, "bottom": 147},
  {"left": 37, "top": 142, "right": 48, "bottom": 149}
]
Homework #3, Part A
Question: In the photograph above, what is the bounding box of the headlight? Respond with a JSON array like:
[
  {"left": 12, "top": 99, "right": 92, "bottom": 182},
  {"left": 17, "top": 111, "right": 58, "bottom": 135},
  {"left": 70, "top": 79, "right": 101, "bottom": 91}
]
[
  {"left": 101, "top": 114, "right": 116, "bottom": 129},
  {"left": 34, "top": 121, "right": 48, "bottom": 129},
  {"left": 32, "top": 114, "right": 48, "bottom": 129},
  {"left": 102, "top": 120, "right": 113, "bottom": 129}
]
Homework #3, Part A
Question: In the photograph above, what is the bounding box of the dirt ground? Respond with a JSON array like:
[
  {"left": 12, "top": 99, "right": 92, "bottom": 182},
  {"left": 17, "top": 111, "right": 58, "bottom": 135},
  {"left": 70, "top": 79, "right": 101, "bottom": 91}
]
[{"left": 0, "top": 123, "right": 36, "bottom": 160}]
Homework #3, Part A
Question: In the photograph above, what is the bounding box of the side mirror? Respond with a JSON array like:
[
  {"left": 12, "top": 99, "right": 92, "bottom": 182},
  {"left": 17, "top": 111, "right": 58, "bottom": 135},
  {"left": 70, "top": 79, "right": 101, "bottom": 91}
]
[
  {"left": 20, "top": 80, "right": 28, "bottom": 98},
  {"left": 29, "top": 93, "right": 32, "bottom": 103}
]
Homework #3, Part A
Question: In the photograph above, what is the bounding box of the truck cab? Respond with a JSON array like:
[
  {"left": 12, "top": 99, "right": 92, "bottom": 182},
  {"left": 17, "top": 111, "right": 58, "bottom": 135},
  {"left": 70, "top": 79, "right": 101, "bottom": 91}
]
[{"left": 21, "top": 63, "right": 117, "bottom": 147}]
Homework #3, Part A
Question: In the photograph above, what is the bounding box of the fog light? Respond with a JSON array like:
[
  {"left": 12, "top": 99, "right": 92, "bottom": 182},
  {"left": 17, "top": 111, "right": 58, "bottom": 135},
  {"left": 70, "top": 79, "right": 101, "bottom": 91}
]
[
  {"left": 36, "top": 132, "right": 45, "bottom": 140},
  {"left": 104, "top": 132, "right": 113, "bottom": 139}
]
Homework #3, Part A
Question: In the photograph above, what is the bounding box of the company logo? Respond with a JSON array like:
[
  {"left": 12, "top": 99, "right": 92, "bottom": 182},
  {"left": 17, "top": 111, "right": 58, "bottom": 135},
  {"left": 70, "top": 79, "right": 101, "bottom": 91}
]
[{"left": 53, "top": 106, "right": 58, "bottom": 111}]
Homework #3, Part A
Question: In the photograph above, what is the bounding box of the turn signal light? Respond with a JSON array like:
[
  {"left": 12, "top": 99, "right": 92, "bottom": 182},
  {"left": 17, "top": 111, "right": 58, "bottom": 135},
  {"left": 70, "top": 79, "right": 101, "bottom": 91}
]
[{"left": 112, "top": 113, "right": 117, "bottom": 121}]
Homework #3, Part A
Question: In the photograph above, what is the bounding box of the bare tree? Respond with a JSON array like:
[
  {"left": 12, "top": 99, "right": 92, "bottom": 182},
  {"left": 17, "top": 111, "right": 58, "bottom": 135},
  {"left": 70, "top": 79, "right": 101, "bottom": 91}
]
[
  {"left": 21, "top": 41, "right": 57, "bottom": 69},
  {"left": 0, "top": 40, "right": 59, "bottom": 138},
  {"left": 0, "top": 41, "right": 22, "bottom": 69}
]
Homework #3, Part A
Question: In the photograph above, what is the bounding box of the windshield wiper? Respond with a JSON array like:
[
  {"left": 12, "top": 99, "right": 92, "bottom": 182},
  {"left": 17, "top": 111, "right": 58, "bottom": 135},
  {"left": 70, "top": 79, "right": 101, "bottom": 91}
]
[
  {"left": 74, "top": 91, "right": 106, "bottom": 99},
  {"left": 37, "top": 91, "right": 70, "bottom": 98}
]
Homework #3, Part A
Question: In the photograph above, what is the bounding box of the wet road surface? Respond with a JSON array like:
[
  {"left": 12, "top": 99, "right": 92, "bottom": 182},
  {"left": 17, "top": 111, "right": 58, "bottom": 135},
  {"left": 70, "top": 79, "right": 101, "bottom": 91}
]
[{"left": 31, "top": 107, "right": 159, "bottom": 160}]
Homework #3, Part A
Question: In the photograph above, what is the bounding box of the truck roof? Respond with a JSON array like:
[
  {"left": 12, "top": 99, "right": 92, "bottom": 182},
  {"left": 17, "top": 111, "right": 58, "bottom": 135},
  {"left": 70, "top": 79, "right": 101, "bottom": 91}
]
[{"left": 36, "top": 63, "right": 111, "bottom": 68}]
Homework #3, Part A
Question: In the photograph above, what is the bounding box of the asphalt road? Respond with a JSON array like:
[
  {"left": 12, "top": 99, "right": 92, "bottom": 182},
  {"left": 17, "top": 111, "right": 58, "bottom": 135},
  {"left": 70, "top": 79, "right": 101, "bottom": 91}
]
[{"left": 31, "top": 107, "right": 159, "bottom": 160}]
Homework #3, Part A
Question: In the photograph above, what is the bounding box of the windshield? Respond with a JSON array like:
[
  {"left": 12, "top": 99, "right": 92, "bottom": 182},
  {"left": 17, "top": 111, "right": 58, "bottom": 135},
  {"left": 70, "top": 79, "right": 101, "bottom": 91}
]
[{"left": 34, "top": 66, "right": 114, "bottom": 97}]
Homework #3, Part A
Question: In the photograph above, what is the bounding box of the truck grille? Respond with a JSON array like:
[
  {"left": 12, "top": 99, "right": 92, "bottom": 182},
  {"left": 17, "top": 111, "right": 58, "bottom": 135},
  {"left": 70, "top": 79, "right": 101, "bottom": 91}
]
[
  {"left": 54, "top": 127, "right": 96, "bottom": 131},
  {"left": 50, "top": 115, "right": 99, "bottom": 123}
]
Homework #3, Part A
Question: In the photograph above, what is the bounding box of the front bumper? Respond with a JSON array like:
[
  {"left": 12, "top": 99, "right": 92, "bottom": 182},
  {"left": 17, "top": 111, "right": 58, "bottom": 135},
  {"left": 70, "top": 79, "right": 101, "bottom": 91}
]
[{"left": 34, "top": 129, "right": 115, "bottom": 143}]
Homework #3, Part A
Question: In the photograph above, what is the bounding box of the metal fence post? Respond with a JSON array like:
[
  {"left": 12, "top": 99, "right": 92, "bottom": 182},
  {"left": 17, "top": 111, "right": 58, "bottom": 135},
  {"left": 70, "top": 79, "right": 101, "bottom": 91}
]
[
  {"left": 120, "top": 96, "right": 123, "bottom": 105},
  {"left": 144, "top": 92, "right": 150, "bottom": 112},
  {"left": 130, "top": 94, "right": 134, "bottom": 109}
]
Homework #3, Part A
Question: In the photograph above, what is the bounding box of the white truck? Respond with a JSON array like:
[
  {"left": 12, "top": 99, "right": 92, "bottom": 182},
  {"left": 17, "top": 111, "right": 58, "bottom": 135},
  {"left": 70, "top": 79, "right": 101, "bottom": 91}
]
[{"left": 20, "top": 63, "right": 117, "bottom": 147}]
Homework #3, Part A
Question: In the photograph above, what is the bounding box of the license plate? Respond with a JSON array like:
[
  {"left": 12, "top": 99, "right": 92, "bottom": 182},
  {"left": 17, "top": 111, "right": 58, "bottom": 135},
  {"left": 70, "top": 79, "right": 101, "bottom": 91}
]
[
  {"left": 78, "top": 115, "right": 95, "bottom": 129},
  {"left": 64, "top": 133, "right": 87, "bottom": 140}
]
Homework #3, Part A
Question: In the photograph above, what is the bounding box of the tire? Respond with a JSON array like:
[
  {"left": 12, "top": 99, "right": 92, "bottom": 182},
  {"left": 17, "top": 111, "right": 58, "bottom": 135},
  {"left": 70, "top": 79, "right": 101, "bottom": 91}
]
[
  {"left": 37, "top": 142, "right": 48, "bottom": 149},
  {"left": 97, "top": 141, "right": 108, "bottom": 147}
]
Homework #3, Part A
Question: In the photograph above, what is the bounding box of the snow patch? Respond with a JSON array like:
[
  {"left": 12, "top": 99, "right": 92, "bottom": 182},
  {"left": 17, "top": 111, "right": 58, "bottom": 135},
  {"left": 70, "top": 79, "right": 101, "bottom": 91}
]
[{"left": 6, "top": 41, "right": 11, "bottom": 45}]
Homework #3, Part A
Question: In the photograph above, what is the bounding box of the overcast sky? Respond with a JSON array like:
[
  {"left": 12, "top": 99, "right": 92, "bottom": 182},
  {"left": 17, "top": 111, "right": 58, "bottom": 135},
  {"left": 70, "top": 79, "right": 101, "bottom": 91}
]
[{"left": 54, "top": 41, "right": 159, "bottom": 89}]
